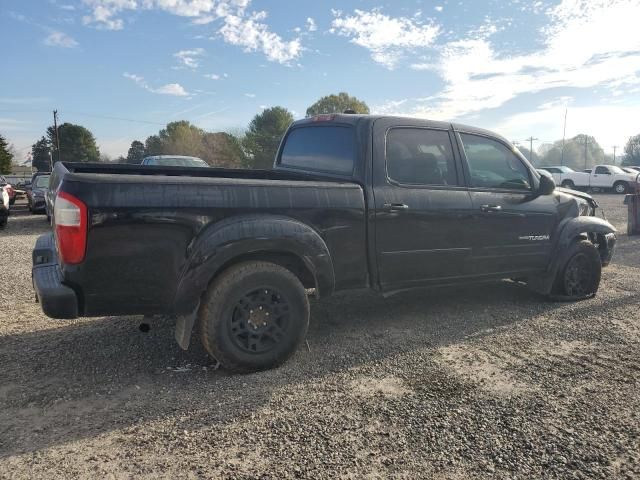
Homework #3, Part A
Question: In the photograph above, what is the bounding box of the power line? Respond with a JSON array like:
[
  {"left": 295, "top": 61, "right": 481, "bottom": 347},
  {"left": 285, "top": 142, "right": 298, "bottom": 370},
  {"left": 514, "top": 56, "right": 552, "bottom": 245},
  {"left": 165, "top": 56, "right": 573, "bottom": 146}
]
[{"left": 63, "top": 111, "right": 166, "bottom": 126}]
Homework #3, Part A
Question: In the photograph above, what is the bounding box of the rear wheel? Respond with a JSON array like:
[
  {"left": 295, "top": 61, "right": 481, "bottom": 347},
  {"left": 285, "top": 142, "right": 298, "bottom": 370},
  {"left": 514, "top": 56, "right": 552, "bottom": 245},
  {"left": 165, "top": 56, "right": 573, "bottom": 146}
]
[
  {"left": 561, "top": 180, "right": 575, "bottom": 189},
  {"left": 199, "top": 261, "right": 310, "bottom": 373},
  {"left": 613, "top": 181, "right": 627, "bottom": 194},
  {"left": 553, "top": 240, "right": 601, "bottom": 299}
]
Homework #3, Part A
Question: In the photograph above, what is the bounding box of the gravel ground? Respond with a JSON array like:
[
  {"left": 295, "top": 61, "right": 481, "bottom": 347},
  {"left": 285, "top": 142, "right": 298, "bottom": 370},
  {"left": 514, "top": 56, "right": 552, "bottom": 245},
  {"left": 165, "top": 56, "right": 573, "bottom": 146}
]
[{"left": 1, "top": 195, "right": 639, "bottom": 479}]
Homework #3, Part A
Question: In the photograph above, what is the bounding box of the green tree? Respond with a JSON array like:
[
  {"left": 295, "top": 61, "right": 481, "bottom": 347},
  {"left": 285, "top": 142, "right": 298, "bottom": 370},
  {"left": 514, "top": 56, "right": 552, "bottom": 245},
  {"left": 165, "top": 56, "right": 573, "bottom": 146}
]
[
  {"left": 539, "top": 134, "right": 604, "bottom": 170},
  {"left": 47, "top": 123, "right": 100, "bottom": 163},
  {"left": 242, "top": 107, "right": 294, "bottom": 169},
  {"left": 31, "top": 136, "right": 52, "bottom": 172},
  {"left": 126, "top": 140, "right": 146, "bottom": 164},
  {"left": 306, "top": 92, "right": 370, "bottom": 117},
  {"left": 0, "top": 134, "right": 13, "bottom": 174},
  {"left": 623, "top": 134, "right": 640, "bottom": 166}
]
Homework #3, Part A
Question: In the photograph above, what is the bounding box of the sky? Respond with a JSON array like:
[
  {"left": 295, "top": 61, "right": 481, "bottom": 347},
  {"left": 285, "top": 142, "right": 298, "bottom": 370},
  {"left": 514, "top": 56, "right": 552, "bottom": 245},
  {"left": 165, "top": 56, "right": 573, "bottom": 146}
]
[{"left": 1, "top": 0, "right": 640, "bottom": 163}]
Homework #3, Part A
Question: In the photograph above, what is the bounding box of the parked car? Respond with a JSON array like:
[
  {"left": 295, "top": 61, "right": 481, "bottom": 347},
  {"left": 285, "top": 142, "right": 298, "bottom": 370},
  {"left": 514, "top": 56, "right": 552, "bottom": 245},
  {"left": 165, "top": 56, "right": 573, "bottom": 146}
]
[
  {"left": 32, "top": 114, "right": 617, "bottom": 372},
  {"left": 141, "top": 155, "right": 209, "bottom": 167},
  {"left": 539, "top": 164, "right": 640, "bottom": 193},
  {"left": 622, "top": 166, "right": 640, "bottom": 175},
  {"left": 27, "top": 174, "right": 50, "bottom": 214},
  {"left": 0, "top": 176, "right": 17, "bottom": 205},
  {"left": 0, "top": 183, "right": 8, "bottom": 228}
]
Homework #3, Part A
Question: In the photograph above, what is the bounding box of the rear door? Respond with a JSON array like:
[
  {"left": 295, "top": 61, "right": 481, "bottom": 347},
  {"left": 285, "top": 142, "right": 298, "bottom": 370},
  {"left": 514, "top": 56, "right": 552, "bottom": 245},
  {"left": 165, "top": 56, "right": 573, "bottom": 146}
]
[
  {"left": 456, "top": 131, "right": 558, "bottom": 275},
  {"left": 372, "top": 118, "right": 474, "bottom": 290}
]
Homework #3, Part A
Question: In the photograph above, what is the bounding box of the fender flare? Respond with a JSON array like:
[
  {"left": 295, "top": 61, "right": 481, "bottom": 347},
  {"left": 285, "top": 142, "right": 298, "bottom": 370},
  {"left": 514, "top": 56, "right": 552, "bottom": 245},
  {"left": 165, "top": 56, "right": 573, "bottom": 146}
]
[
  {"left": 172, "top": 214, "right": 335, "bottom": 314},
  {"left": 530, "top": 216, "right": 616, "bottom": 295}
]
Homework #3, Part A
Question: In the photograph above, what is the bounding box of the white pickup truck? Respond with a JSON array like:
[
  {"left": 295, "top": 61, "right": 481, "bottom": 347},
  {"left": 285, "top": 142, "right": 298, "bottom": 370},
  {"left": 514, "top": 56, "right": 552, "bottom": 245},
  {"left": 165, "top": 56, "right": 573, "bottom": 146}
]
[{"left": 538, "top": 165, "right": 640, "bottom": 194}]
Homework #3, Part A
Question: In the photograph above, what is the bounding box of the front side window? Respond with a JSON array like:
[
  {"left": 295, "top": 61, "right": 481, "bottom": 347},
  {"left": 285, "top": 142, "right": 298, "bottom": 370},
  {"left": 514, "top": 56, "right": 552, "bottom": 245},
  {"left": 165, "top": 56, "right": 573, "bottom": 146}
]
[
  {"left": 386, "top": 128, "right": 458, "bottom": 186},
  {"left": 279, "top": 126, "right": 355, "bottom": 175},
  {"left": 594, "top": 166, "right": 610, "bottom": 174},
  {"left": 35, "top": 176, "right": 50, "bottom": 188},
  {"left": 460, "top": 133, "right": 532, "bottom": 190}
]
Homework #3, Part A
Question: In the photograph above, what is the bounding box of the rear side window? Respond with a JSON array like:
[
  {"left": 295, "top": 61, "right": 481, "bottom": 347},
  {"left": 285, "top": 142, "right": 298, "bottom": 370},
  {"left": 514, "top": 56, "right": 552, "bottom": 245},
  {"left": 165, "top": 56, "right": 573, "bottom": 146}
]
[
  {"left": 594, "top": 166, "right": 610, "bottom": 174},
  {"left": 386, "top": 128, "right": 458, "bottom": 186},
  {"left": 279, "top": 126, "right": 355, "bottom": 175}
]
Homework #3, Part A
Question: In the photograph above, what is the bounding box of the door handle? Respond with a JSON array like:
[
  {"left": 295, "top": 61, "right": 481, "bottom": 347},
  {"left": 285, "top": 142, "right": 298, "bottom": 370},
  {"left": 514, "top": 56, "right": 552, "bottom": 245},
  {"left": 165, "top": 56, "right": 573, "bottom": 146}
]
[
  {"left": 480, "top": 204, "right": 502, "bottom": 213},
  {"left": 382, "top": 203, "right": 410, "bottom": 212}
]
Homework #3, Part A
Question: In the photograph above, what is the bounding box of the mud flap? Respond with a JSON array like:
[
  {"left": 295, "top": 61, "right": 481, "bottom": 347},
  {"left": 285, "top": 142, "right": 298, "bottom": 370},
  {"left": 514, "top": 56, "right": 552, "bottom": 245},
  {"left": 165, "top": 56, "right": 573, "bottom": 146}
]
[{"left": 174, "top": 304, "right": 199, "bottom": 350}]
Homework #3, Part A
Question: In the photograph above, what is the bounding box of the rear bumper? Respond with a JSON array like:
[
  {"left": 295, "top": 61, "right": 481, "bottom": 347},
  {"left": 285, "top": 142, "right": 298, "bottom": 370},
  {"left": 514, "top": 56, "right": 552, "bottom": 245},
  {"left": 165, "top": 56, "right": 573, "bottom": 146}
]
[{"left": 32, "top": 234, "right": 79, "bottom": 319}]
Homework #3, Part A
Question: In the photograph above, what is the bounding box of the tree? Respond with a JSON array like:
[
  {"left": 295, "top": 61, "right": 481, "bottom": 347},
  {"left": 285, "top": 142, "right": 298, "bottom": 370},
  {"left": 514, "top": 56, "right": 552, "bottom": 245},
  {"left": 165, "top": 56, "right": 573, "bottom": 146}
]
[
  {"left": 126, "top": 140, "right": 146, "bottom": 164},
  {"left": 242, "top": 107, "right": 294, "bottom": 169},
  {"left": 31, "top": 136, "right": 52, "bottom": 172},
  {"left": 47, "top": 122, "right": 100, "bottom": 163},
  {"left": 306, "top": 92, "right": 370, "bottom": 117},
  {"left": 517, "top": 146, "right": 540, "bottom": 165},
  {"left": 201, "top": 132, "right": 245, "bottom": 168},
  {"left": 539, "top": 134, "right": 604, "bottom": 170},
  {"left": 623, "top": 134, "right": 640, "bottom": 166},
  {"left": 0, "top": 134, "right": 13, "bottom": 174}
]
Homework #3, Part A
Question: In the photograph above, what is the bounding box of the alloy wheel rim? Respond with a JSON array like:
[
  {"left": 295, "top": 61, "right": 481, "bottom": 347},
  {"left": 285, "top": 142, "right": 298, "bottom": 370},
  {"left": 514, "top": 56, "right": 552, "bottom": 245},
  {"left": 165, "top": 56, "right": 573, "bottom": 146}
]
[{"left": 228, "top": 287, "right": 290, "bottom": 354}]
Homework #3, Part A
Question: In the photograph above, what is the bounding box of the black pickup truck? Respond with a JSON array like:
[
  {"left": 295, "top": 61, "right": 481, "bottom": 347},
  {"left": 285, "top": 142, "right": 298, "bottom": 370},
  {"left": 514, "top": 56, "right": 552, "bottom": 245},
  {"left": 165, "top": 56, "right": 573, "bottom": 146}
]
[{"left": 33, "top": 114, "right": 617, "bottom": 371}]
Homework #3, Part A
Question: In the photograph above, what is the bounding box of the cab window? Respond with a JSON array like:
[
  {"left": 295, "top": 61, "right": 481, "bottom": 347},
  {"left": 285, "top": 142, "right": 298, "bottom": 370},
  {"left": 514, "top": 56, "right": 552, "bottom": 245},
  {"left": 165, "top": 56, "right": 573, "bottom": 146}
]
[
  {"left": 460, "top": 133, "right": 532, "bottom": 190},
  {"left": 594, "top": 166, "right": 610, "bottom": 174},
  {"left": 386, "top": 128, "right": 458, "bottom": 186}
]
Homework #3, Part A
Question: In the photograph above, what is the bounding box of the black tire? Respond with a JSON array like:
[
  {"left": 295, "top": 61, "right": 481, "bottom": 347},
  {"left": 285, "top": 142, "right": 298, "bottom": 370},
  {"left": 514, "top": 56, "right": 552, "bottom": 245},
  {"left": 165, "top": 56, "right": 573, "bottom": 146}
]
[
  {"left": 553, "top": 240, "right": 601, "bottom": 299},
  {"left": 613, "top": 181, "right": 627, "bottom": 194},
  {"left": 561, "top": 180, "right": 575, "bottom": 189},
  {"left": 199, "top": 261, "right": 310, "bottom": 373}
]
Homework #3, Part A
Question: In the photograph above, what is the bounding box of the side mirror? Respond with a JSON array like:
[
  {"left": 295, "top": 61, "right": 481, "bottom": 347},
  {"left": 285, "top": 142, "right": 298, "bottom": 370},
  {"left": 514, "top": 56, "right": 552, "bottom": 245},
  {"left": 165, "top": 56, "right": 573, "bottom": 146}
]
[{"left": 538, "top": 171, "right": 556, "bottom": 195}]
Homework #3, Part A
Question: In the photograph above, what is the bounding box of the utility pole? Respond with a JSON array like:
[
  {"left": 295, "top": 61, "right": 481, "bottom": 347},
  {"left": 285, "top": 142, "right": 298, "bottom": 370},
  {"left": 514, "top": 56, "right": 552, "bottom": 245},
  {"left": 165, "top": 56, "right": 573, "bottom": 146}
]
[
  {"left": 53, "top": 110, "right": 61, "bottom": 163},
  {"left": 578, "top": 136, "right": 592, "bottom": 169},
  {"left": 525, "top": 136, "right": 538, "bottom": 163},
  {"left": 613, "top": 146, "right": 618, "bottom": 165}
]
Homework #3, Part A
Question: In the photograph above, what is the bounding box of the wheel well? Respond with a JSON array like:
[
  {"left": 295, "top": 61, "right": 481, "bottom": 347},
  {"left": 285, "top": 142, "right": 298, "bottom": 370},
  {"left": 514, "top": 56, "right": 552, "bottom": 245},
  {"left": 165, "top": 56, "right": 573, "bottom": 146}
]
[{"left": 212, "top": 251, "right": 317, "bottom": 292}]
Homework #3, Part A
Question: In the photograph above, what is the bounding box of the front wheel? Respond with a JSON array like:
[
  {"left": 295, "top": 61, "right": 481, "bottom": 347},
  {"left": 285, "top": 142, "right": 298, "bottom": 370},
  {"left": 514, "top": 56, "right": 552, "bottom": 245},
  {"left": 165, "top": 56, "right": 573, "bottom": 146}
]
[
  {"left": 553, "top": 240, "right": 601, "bottom": 299},
  {"left": 613, "top": 181, "right": 628, "bottom": 194},
  {"left": 199, "top": 261, "right": 310, "bottom": 373}
]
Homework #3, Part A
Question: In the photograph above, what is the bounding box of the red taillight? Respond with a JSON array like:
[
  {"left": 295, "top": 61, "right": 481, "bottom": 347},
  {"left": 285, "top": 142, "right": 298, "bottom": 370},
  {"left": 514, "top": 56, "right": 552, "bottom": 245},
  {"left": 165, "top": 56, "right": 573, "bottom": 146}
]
[
  {"left": 54, "top": 191, "right": 87, "bottom": 264},
  {"left": 312, "top": 114, "right": 335, "bottom": 122}
]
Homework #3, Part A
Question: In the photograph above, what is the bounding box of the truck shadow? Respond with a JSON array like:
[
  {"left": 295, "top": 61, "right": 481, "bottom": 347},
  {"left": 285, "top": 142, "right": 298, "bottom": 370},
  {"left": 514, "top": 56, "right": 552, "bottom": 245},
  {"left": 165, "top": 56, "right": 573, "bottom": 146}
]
[{"left": 0, "top": 281, "right": 636, "bottom": 458}]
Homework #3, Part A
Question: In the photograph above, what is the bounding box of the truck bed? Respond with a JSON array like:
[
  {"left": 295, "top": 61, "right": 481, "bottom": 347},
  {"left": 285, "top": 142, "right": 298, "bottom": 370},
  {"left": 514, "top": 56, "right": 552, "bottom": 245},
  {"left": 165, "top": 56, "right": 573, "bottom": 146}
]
[{"left": 45, "top": 162, "right": 368, "bottom": 318}]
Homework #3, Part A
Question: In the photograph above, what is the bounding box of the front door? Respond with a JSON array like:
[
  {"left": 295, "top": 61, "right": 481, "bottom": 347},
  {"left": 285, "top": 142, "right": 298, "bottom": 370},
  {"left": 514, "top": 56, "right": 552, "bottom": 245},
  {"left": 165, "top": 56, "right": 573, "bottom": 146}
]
[
  {"left": 591, "top": 165, "right": 612, "bottom": 188},
  {"left": 456, "top": 132, "right": 558, "bottom": 275},
  {"left": 372, "top": 119, "right": 474, "bottom": 290}
]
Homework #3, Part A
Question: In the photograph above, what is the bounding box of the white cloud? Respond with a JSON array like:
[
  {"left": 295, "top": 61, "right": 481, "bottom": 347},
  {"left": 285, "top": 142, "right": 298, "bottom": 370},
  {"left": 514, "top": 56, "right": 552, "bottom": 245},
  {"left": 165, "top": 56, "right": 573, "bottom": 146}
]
[
  {"left": 123, "top": 72, "right": 189, "bottom": 96},
  {"left": 81, "top": 1, "right": 301, "bottom": 64},
  {"left": 174, "top": 48, "right": 205, "bottom": 68},
  {"left": 60, "top": 4, "right": 76, "bottom": 11},
  {"left": 330, "top": 8, "right": 440, "bottom": 68},
  {"left": 376, "top": 0, "right": 640, "bottom": 120},
  {"left": 435, "top": 6, "right": 443, "bottom": 12},
  {"left": 492, "top": 102, "right": 640, "bottom": 151},
  {"left": 244, "top": 93, "right": 256, "bottom": 98},
  {"left": 43, "top": 30, "right": 78, "bottom": 48},
  {"left": 219, "top": 11, "right": 302, "bottom": 64},
  {"left": 203, "top": 73, "right": 220, "bottom": 80},
  {"left": 306, "top": 17, "right": 316, "bottom": 32}
]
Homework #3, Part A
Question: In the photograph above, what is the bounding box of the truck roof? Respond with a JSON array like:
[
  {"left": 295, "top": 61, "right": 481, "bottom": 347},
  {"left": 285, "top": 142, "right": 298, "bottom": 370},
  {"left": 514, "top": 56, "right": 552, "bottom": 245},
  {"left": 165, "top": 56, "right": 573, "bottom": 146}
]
[{"left": 291, "top": 114, "right": 513, "bottom": 146}]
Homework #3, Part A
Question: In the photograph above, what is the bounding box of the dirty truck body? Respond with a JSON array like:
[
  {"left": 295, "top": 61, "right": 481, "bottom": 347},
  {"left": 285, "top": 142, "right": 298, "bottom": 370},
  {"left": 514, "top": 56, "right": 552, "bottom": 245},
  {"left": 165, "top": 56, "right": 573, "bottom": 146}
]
[{"left": 32, "top": 114, "right": 617, "bottom": 371}]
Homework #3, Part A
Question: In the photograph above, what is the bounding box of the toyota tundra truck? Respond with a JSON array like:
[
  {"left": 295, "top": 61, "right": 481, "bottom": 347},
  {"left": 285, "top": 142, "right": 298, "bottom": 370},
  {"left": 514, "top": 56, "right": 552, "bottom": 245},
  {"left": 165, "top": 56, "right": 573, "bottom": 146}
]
[{"left": 32, "top": 114, "right": 617, "bottom": 372}]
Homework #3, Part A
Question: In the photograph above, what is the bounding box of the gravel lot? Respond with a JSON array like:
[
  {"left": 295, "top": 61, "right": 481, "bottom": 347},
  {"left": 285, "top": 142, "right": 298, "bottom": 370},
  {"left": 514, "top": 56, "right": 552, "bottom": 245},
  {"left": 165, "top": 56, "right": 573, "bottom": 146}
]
[{"left": 1, "top": 194, "right": 639, "bottom": 479}]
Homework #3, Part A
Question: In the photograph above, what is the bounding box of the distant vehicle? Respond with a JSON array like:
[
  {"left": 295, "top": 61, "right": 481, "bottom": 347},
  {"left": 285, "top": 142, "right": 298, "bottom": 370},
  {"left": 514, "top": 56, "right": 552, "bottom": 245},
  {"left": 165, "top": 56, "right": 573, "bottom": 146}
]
[
  {"left": 0, "top": 184, "right": 8, "bottom": 228},
  {"left": 27, "top": 174, "right": 50, "bottom": 214},
  {"left": 624, "top": 166, "right": 640, "bottom": 173},
  {"left": 141, "top": 155, "right": 209, "bottom": 167},
  {"left": 622, "top": 167, "right": 639, "bottom": 175},
  {"left": 539, "top": 165, "right": 640, "bottom": 194},
  {"left": 0, "top": 176, "right": 17, "bottom": 205}
]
